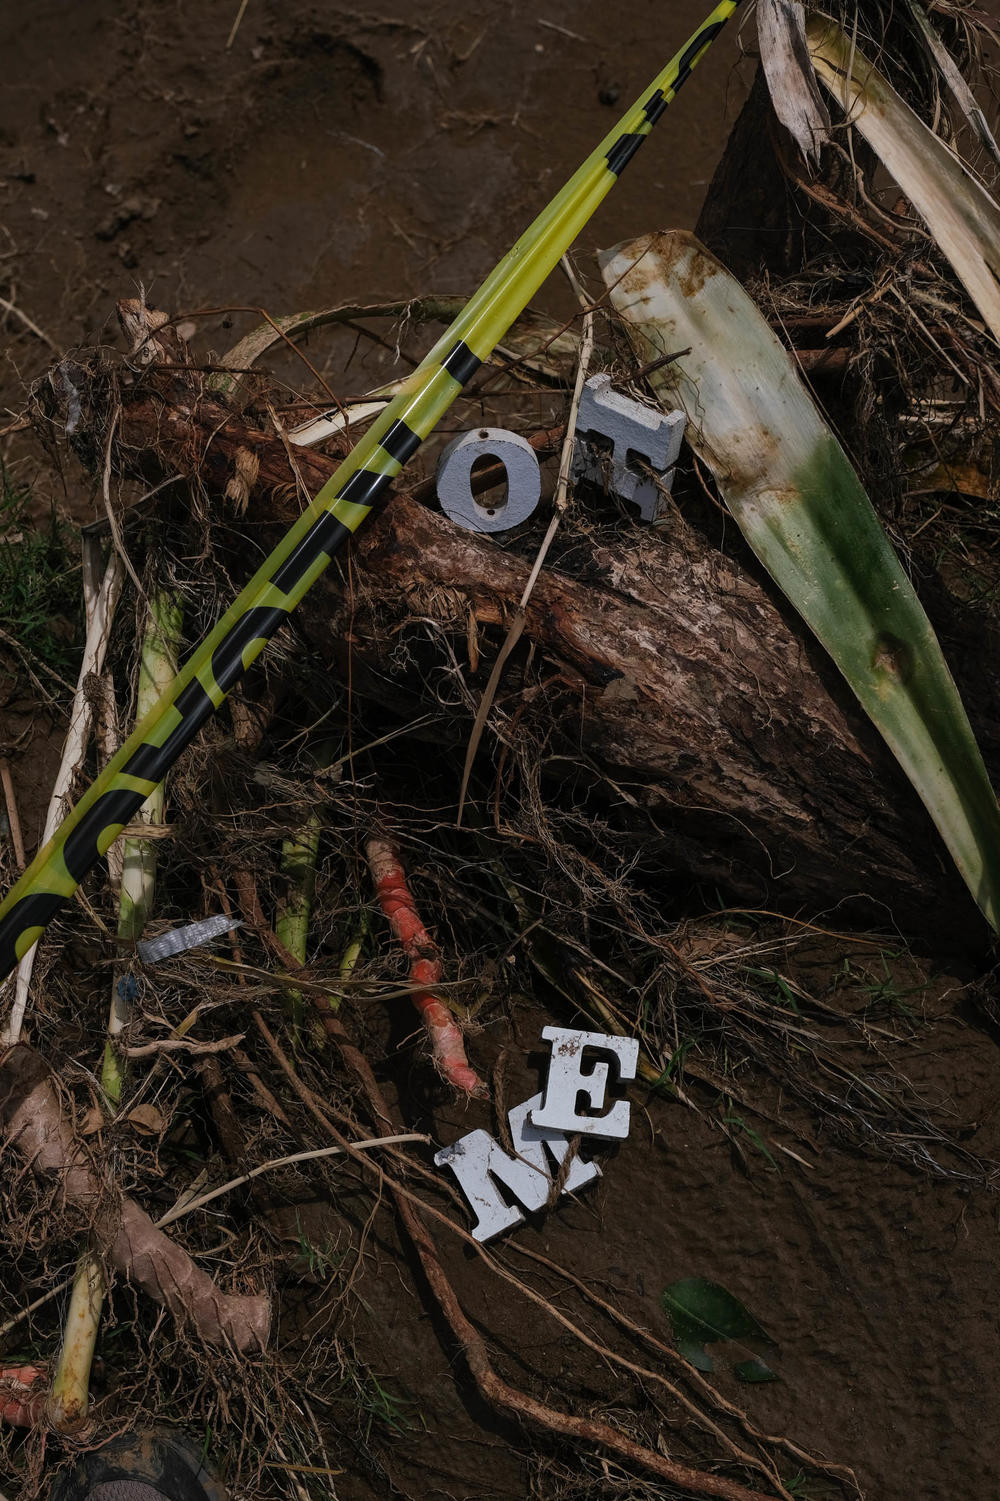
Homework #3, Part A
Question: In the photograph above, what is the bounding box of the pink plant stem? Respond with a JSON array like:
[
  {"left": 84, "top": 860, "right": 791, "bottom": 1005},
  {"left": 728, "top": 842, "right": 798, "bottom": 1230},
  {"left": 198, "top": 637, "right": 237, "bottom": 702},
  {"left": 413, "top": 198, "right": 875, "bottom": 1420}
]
[{"left": 366, "top": 838, "right": 486, "bottom": 1097}]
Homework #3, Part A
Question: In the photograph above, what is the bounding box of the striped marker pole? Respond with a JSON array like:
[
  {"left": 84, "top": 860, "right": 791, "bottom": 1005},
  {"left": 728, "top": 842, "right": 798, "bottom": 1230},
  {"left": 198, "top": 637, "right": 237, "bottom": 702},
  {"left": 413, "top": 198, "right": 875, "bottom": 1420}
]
[{"left": 0, "top": 0, "right": 738, "bottom": 981}]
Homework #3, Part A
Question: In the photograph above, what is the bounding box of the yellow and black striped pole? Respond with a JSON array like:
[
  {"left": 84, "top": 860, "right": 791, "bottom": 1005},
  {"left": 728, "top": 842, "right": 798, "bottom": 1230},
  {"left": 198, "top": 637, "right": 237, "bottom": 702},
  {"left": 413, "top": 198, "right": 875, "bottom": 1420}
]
[{"left": 0, "top": 0, "right": 738, "bottom": 981}]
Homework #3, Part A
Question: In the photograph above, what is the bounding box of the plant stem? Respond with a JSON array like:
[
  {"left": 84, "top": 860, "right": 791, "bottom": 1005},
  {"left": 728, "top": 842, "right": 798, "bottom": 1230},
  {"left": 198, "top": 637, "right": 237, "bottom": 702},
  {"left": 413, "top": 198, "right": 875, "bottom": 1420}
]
[
  {"left": 102, "top": 589, "right": 183, "bottom": 1104},
  {"left": 51, "top": 589, "right": 182, "bottom": 1436},
  {"left": 1, "top": 549, "right": 123, "bottom": 1047},
  {"left": 275, "top": 741, "right": 337, "bottom": 1036},
  {"left": 276, "top": 818, "right": 322, "bottom": 1033},
  {"left": 44, "top": 1250, "right": 104, "bottom": 1434},
  {"left": 339, "top": 911, "right": 369, "bottom": 983}
]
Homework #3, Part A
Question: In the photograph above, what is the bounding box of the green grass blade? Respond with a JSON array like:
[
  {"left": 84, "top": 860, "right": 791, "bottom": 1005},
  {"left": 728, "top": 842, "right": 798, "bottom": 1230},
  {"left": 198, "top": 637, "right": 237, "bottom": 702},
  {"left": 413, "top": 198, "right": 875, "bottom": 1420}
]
[{"left": 600, "top": 230, "right": 1000, "bottom": 929}]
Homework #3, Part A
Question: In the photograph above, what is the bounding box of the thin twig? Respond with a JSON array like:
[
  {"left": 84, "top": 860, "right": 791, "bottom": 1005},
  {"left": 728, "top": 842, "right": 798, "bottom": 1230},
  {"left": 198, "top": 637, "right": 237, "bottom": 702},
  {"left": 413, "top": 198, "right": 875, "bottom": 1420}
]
[
  {"left": 538, "top": 17, "right": 590, "bottom": 42},
  {"left": 157, "top": 1133, "right": 426, "bottom": 1227},
  {"left": 101, "top": 407, "right": 145, "bottom": 599},
  {"left": 184, "top": 950, "right": 453, "bottom": 1003},
  {"left": 264, "top": 1463, "right": 345, "bottom": 1477},
  {"left": 0, "top": 760, "right": 25, "bottom": 869},
  {"left": 122, "top": 1032, "right": 246, "bottom": 1058},
  {"left": 0, "top": 1279, "right": 74, "bottom": 1345},
  {"left": 0, "top": 294, "right": 56, "bottom": 350},
  {"left": 0, "top": 624, "right": 77, "bottom": 697},
  {"left": 226, "top": 0, "right": 250, "bottom": 48},
  {"left": 456, "top": 256, "right": 594, "bottom": 823}
]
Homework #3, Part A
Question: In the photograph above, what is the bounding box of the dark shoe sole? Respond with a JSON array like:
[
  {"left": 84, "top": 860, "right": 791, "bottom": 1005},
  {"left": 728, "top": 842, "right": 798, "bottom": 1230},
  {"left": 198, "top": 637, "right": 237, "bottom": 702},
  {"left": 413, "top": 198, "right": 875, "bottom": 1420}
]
[{"left": 49, "top": 1429, "right": 226, "bottom": 1501}]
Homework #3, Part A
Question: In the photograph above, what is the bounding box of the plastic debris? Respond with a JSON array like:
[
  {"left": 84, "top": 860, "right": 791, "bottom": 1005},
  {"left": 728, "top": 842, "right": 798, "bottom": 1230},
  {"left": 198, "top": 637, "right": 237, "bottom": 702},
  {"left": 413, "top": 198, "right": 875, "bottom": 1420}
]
[{"left": 136, "top": 915, "right": 242, "bottom": 964}]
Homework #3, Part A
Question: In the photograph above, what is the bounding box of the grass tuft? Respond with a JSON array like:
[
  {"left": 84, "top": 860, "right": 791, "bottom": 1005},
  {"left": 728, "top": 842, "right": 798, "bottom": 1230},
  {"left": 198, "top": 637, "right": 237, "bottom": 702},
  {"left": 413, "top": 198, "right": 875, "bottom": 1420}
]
[{"left": 0, "top": 466, "right": 81, "bottom": 678}]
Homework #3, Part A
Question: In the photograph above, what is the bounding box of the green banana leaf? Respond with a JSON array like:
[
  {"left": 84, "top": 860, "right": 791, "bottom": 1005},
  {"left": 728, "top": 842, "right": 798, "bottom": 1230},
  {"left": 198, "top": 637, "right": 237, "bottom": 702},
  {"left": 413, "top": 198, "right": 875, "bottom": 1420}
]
[{"left": 600, "top": 230, "right": 1000, "bottom": 929}]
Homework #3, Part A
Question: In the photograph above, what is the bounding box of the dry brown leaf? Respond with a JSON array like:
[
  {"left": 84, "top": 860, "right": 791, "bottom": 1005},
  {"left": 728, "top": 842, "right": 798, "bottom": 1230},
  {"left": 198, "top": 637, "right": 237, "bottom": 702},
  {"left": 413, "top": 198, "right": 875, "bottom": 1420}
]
[{"left": 126, "top": 1103, "right": 165, "bottom": 1136}]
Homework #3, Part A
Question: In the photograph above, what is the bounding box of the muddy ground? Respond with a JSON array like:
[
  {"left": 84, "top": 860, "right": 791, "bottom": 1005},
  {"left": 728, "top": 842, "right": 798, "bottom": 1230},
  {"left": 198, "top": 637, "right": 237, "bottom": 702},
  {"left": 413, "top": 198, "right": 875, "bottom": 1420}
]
[
  {"left": 0, "top": 0, "right": 745, "bottom": 451},
  {"left": 1, "top": 3, "right": 999, "bottom": 1501}
]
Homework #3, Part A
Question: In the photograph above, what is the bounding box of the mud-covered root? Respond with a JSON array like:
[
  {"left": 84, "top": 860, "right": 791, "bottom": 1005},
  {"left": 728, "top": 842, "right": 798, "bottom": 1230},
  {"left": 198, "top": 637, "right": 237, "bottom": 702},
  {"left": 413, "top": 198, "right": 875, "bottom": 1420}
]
[{"left": 0, "top": 1044, "right": 270, "bottom": 1352}]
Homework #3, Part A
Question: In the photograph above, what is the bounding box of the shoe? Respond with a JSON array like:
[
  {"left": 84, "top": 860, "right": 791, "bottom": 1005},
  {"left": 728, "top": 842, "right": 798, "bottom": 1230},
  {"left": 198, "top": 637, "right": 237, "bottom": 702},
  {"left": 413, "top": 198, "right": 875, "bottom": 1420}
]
[{"left": 49, "top": 1429, "right": 227, "bottom": 1501}]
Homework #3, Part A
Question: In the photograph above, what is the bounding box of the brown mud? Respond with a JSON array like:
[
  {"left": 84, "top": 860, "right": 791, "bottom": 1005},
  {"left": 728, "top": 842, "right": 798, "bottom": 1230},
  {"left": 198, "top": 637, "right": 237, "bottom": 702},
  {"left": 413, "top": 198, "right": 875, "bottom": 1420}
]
[{"left": 1, "top": 5, "right": 999, "bottom": 1501}]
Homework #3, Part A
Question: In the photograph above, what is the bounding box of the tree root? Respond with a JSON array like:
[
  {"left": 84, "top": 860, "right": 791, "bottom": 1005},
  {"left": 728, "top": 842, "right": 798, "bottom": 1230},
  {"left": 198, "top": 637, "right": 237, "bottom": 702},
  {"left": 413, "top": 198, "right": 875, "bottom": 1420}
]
[
  {"left": 235, "top": 899, "right": 790, "bottom": 1500},
  {"left": 0, "top": 1044, "right": 270, "bottom": 1352}
]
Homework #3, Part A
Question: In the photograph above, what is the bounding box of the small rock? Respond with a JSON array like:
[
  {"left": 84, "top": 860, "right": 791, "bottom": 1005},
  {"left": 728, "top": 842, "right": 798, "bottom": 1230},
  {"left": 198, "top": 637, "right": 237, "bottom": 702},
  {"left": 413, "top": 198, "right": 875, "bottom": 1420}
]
[{"left": 96, "top": 193, "right": 160, "bottom": 241}]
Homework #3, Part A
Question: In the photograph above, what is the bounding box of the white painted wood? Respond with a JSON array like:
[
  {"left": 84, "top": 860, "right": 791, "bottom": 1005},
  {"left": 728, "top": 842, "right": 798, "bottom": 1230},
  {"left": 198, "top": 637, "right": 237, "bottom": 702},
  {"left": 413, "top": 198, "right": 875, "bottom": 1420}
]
[
  {"left": 573, "top": 373, "right": 684, "bottom": 521},
  {"left": 531, "top": 1027, "right": 639, "bottom": 1139},
  {"left": 436, "top": 426, "right": 541, "bottom": 533},
  {"left": 435, "top": 1091, "right": 600, "bottom": 1242}
]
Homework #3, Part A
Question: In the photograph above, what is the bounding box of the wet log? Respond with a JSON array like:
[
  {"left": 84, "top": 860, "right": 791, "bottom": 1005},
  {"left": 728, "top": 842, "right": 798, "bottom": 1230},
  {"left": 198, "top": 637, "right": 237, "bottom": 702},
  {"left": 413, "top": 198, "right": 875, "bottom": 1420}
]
[
  {"left": 54, "top": 344, "right": 990, "bottom": 944},
  {"left": 343, "top": 491, "right": 981, "bottom": 941}
]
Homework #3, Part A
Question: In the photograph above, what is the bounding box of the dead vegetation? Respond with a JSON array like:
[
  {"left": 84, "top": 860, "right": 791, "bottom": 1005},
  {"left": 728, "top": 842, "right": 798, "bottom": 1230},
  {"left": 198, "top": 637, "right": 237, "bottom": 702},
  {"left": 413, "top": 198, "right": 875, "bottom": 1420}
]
[{"left": 3, "top": 1, "right": 1000, "bottom": 1497}]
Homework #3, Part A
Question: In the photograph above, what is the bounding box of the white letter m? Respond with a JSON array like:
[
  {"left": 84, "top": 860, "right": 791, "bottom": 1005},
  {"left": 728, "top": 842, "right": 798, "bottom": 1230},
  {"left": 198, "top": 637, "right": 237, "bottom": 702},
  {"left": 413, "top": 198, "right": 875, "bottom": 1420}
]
[{"left": 434, "top": 1093, "right": 600, "bottom": 1242}]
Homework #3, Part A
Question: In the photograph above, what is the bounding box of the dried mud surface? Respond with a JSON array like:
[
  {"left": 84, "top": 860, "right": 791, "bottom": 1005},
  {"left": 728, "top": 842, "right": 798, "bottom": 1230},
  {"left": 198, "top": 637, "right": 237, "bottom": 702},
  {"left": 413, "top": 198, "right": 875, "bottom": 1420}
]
[{"left": 1, "top": 5, "right": 999, "bottom": 1501}]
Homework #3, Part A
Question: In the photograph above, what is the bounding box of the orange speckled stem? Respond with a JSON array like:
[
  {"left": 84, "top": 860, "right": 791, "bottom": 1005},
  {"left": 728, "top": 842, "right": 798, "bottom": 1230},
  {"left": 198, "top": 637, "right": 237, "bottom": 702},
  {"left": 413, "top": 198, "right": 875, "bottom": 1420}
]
[{"left": 366, "top": 838, "right": 486, "bottom": 1098}]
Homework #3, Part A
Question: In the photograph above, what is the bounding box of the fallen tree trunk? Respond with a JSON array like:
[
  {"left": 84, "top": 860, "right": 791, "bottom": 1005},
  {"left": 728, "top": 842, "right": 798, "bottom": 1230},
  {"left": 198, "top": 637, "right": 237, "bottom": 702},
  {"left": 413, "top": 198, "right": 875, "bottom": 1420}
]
[
  {"left": 51, "top": 335, "right": 991, "bottom": 943},
  {"left": 345, "top": 490, "right": 980, "bottom": 937}
]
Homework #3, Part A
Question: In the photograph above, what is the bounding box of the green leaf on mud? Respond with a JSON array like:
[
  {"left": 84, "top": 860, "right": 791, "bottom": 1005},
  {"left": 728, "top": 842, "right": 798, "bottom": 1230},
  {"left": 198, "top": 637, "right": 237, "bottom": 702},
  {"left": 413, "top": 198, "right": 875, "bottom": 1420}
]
[
  {"left": 662, "top": 1277, "right": 776, "bottom": 1377},
  {"left": 734, "top": 1357, "right": 778, "bottom": 1384},
  {"left": 676, "top": 1338, "right": 715, "bottom": 1372}
]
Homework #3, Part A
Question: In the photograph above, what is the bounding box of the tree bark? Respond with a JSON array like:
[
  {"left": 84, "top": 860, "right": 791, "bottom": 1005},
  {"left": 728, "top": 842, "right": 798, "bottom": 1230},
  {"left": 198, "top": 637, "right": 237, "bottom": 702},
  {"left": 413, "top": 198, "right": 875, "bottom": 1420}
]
[
  {"left": 342, "top": 489, "right": 979, "bottom": 940},
  {"left": 53, "top": 346, "right": 989, "bottom": 945}
]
